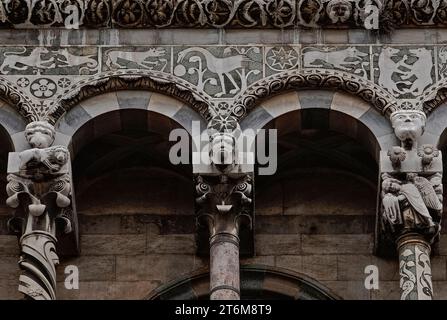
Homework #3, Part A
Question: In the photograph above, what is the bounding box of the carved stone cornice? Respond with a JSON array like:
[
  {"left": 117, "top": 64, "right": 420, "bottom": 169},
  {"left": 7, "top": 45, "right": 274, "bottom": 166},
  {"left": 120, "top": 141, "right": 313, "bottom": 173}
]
[
  {"left": 419, "top": 78, "right": 447, "bottom": 115},
  {"left": 49, "top": 70, "right": 214, "bottom": 125},
  {"left": 0, "top": 0, "right": 443, "bottom": 30},
  {"left": 232, "top": 69, "right": 399, "bottom": 120}
]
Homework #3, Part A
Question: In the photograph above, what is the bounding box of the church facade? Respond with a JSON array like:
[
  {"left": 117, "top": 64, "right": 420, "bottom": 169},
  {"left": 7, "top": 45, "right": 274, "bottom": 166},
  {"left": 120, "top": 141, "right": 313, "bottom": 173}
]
[{"left": 0, "top": 0, "right": 447, "bottom": 300}]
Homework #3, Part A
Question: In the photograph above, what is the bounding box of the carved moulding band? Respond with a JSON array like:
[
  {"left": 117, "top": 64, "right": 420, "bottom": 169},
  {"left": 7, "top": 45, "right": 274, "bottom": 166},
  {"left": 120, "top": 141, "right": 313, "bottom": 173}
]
[
  {"left": 1, "top": 0, "right": 446, "bottom": 31},
  {"left": 49, "top": 70, "right": 215, "bottom": 125},
  {"left": 418, "top": 78, "right": 447, "bottom": 115},
  {"left": 0, "top": 77, "right": 38, "bottom": 123},
  {"left": 232, "top": 69, "right": 399, "bottom": 120}
]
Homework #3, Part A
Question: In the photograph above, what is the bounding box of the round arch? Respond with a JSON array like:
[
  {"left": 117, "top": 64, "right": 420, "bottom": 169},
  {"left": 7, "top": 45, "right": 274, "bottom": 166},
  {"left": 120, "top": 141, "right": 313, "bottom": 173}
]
[
  {"left": 53, "top": 90, "right": 207, "bottom": 155},
  {"left": 232, "top": 69, "right": 398, "bottom": 121},
  {"left": 240, "top": 89, "right": 398, "bottom": 162},
  {"left": 49, "top": 70, "right": 214, "bottom": 125},
  {"left": 146, "top": 265, "right": 340, "bottom": 300}
]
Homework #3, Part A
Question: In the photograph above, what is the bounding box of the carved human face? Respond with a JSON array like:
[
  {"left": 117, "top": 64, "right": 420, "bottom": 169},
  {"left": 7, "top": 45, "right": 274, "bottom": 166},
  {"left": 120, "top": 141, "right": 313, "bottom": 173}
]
[
  {"left": 210, "top": 133, "right": 236, "bottom": 169},
  {"left": 391, "top": 111, "right": 426, "bottom": 148},
  {"left": 326, "top": 0, "right": 352, "bottom": 23},
  {"left": 25, "top": 121, "right": 55, "bottom": 149}
]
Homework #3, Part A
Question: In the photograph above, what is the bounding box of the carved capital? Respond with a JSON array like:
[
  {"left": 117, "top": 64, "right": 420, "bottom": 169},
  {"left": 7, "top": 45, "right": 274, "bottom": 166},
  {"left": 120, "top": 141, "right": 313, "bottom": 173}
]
[
  {"left": 378, "top": 138, "right": 443, "bottom": 257},
  {"left": 195, "top": 173, "right": 254, "bottom": 256},
  {"left": 6, "top": 121, "right": 78, "bottom": 300}
]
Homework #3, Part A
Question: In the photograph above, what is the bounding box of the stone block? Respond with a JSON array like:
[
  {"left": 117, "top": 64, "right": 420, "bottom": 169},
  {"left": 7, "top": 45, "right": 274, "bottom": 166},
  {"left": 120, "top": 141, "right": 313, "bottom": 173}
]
[
  {"left": 80, "top": 234, "right": 146, "bottom": 255},
  {"left": 115, "top": 254, "right": 203, "bottom": 282},
  {"left": 146, "top": 234, "right": 196, "bottom": 254},
  {"left": 117, "top": 91, "right": 152, "bottom": 110},
  {"left": 57, "top": 255, "right": 116, "bottom": 281},
  {"left": 337, "top": 255, "right": 372, "bottom": 280},
  {"left": 255, "top": 234, "right": 301, "bottom": 255},
  {"left": 0, "top": 256, "right": 20, "bottom": 280},
  {"left": 370, "top": 281, "right": 400, "bottom": 300},
  {"left": 302, "top": 234, "right": 374, "bottom": 254},
  {"left": 303, "top": 255, "right": 337, "bottom": 281},
  {"left": 0, "top": 236, "right": 19, "bottom": 256},
  {"left": 261, "top": 91, "right": 300, "bottom": 119},
  {"left": 275, "top": 255, "right": 303, "bottom": 273},
  {"left": 57, "top": 280, "right": 161, "bottom": 300},
  {"left": 322, "top": 280, "right": 370, "bottom": 300}
]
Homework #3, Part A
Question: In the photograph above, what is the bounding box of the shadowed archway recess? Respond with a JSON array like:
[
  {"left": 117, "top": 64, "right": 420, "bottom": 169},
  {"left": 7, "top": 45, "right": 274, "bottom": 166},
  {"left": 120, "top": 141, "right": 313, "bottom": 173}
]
[{"left": 147, "top": 266, "right": 340, "bottom": 300}]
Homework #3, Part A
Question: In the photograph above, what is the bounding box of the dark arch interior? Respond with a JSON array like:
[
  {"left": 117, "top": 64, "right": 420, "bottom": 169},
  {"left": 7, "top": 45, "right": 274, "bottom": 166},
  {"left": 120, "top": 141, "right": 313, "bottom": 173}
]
[
  {"left": 71, "top": 109, "right": 193, "bottom": 216},
  {"left": 255, "top": 108, "right": 378, "bottom": 240}
]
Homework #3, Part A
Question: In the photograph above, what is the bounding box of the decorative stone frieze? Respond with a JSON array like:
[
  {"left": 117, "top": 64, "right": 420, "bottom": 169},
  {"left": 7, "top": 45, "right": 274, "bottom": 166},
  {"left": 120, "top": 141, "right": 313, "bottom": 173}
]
[
  {"left": 0, "top": 0, "right": 446, "bottom": 31},
  {"left": 6, "top": 121, "right": 78, "bottom": 300}
]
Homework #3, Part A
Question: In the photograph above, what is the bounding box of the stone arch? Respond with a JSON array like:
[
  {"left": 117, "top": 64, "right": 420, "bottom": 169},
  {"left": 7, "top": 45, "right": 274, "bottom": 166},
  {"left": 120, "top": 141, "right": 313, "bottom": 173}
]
[
  {"left": 53, "top": 89, "right": 207, "bottom": 154},
  {"left": 0, "top": 76, "right": 37, "bottom": 123},
  {"left": 232, "top": 69, "right": 399, "bottom": 121},
  {"left": 49, "top": 70, "right": 215, "bottom": 125},
  {"left": 419, "top": 78, "right": 447, "bottom": 115},
  {"left": 240, "top": 89, "right": 398, "bottom": 161},
  {"left": 146, "top": 265, "right": 340, "bottom": 300}
]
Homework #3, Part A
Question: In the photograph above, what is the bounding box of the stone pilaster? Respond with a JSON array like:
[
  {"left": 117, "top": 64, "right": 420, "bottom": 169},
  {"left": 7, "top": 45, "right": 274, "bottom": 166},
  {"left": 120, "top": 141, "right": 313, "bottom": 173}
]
[
  {"left": 6, "top": 121, "right": 78, "bottom": 300},
  {"left": 378, "top": 110, "right": 442, "bottom": 300}
]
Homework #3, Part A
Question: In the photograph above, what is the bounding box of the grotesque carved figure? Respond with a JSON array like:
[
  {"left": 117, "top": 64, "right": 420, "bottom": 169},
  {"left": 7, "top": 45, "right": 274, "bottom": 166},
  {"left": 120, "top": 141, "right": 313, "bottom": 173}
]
[
  {"left": 25, "top": 121, "right": 55, "bottom": 149},
  {"left": 209, "top": 132, "right": 237, "bottom": 173},
  {"left": 326, "top": 0, "right": 352, "bottom": 23},
  {"left": 381, "top": 172, "right": 442, "bottom": 240},
  {"left": 6, "top": 121, "right": 74, "bottom": 300},
  {"left": 207, "top": 115, "right": 240, "bottom": 173},
  {"left": 390, "top": 110, "right": 426, "bottom": 150}
]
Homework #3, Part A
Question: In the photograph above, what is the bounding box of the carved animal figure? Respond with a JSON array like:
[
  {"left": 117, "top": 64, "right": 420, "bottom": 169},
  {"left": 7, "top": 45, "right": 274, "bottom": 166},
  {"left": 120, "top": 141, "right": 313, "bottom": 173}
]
[
  {"left": 303, "top": 47, "right": 368, "bottom": 75},
  {"left": 405, "top": 48, "right": 432, "bottom": 94},
  {"left": 56, "top": 48, "right": 98, "bottom": 71},
  {"left": 0, "top": 47, "right": 55, "bottom": 74},
  {"left": 176, "top": 47, "right": 250, "bottom": 97},
  {"left": 378, "top": 47, "right": 405, "bottom": 94},
  {"left": 105, "top": 48, "right": 167, "bottom": 71}
]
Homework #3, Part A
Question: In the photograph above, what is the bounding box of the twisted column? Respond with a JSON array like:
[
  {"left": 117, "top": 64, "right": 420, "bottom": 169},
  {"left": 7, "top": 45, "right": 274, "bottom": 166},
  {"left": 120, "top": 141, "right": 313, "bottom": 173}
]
[{"left": 6, "top": 121, "right": 77, "bottom": 300}]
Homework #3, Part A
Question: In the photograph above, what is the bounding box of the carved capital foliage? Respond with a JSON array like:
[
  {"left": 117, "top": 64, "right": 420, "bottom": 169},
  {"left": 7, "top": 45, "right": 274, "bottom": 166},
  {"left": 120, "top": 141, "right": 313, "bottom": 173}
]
[
  {"left": 195, "top": 174, "right": 254, "bottom": 255},
  {"left": 232, "top": 69, "right": 399, "bottom": 120},
  {"left": 6, "top": 121, "right": 78, "bottom": 300},
  {"left": 49, "top": 70, "right": 213, "bottom": 124},
  {"left": 0, "top": 0, "right": 445, "bottom": 30}
]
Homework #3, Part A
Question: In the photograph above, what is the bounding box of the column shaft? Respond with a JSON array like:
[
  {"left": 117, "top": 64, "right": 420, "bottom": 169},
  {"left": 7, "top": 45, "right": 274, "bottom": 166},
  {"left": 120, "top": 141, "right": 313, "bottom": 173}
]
[
  {"left": 397, "top": 234, "right": 433, "bottom": 300},
  {"left": 209, "top": 233, "right": 240, "bottom": 300}
]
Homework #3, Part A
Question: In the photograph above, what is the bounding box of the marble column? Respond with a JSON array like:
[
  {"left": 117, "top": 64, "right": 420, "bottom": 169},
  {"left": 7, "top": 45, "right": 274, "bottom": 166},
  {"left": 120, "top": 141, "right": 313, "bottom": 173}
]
[
  {"left": 6, "top": 121, "right": 77, "bottom": 300},
  {"left": 397, "top": 233, "right": 433, "bottom": 300}
]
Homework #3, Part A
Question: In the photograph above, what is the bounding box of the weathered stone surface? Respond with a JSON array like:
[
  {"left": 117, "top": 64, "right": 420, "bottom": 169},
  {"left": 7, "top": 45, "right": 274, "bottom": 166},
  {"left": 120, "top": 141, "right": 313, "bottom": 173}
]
[
  {"left": 57, "top": 256, "right": 116, "bottom": 281},
  {"left": 80, "top": 234, "right": 146, "bottom": 255},
  {"left": 322, "top": 280, "right": 370, "bottom": 300},
  {"left": 275, "top": 255, "right": 303, "bottom": 272},
  {"left": 370, "top": 281, "right": 400, "bottom": 300},
  {"left": 302, "top": 255, "right": 337, "bottom": 281},
  {"left": 255, "top": 234, "right": 301, "bottom": 255},
  {"left": 57, "top": 280, "right": 161, "bottom": 300},
  {"left": 0, "top": 236, "right": 19, "bottom": 255},
  {"left": 302, "top": 234, "right": 374, "bottom": 255},
  {"left": 337, "top": 255, "right": 372, "bottom": 281},
  {"left": 0, "top": 257, "right": 20, "bottom": 280},
  {"left": 146, "top": 234, "right": 196, "bottom": 254},
  {"left": 115, "top": 255, "right": 205, "bottom": 282}
]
